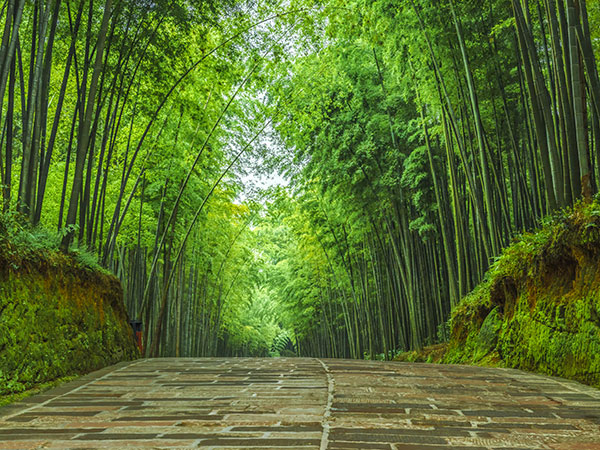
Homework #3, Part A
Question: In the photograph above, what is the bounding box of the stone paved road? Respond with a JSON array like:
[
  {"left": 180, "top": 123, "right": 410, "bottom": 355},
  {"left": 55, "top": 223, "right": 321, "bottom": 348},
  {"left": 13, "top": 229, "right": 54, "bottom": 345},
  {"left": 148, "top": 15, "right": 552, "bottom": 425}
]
[{"left": 1, "top": 358, "right": 600, "bottom": 449}]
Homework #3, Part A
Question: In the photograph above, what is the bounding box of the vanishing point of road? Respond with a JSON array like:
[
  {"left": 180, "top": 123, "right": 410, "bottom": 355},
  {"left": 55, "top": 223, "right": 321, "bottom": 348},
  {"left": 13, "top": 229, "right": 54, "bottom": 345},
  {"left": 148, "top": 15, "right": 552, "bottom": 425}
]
[{"left": 1, "top": 358, "right": 599, "bottom": 449}]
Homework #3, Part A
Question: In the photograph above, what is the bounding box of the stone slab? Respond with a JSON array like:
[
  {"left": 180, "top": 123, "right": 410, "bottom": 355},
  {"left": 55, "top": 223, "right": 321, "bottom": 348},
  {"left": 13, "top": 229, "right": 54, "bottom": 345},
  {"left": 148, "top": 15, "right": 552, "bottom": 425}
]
[{"left": 0, "top": 358, "right": 599, "bottom": 448}]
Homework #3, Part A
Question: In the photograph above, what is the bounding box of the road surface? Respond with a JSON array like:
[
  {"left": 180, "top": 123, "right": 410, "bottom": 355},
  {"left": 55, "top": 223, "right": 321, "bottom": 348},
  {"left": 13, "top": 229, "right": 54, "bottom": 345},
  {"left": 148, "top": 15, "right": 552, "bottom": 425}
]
[{"left": 1, "top": 358, "right": 599, "bottom": 449}]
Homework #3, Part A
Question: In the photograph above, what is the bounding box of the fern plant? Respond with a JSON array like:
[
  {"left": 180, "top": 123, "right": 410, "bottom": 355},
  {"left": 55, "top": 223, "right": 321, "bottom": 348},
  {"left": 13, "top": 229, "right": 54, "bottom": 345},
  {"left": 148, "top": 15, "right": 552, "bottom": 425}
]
[{"left": 270, "top": 329, "right": 295, "bottom": 357}]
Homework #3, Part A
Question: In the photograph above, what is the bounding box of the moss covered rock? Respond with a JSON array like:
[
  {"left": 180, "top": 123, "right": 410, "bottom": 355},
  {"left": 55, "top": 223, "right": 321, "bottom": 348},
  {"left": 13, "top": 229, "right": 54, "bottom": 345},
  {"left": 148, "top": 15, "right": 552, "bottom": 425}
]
[
  {"left": 0, "top": 246, "right": 138, "bottom": 395},
  {"left": 444, "top": 200, "right": 600, "bottom": 388}
]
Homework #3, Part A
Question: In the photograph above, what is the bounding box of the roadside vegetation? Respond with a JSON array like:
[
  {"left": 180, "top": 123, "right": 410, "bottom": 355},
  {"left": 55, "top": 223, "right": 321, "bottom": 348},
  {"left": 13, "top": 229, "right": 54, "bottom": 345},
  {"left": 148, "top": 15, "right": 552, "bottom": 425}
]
[
  {"left": 1, "top": 0, "right": 600, "bottom": 388},
  {"left": 397, "top": 198, "right": 600, "bottom": 388}
]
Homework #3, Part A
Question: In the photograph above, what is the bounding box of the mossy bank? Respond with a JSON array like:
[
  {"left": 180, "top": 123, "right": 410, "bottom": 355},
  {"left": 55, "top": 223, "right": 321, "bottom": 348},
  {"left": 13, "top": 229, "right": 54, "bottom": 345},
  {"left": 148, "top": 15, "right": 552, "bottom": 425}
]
[
  {"left": 438, "top": 200, "right": 600, "bottom": 388},
  {"left": 0, "top": 226, "right": 138, "bottom": 396}
]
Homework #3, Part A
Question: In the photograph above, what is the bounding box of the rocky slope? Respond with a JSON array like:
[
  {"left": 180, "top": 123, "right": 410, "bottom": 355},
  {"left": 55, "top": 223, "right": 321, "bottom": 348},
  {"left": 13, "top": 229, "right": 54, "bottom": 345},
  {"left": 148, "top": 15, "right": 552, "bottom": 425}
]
[
  {"left": 398, "top": 201, "right": 600, "bottom": 387},
  {"left": 0, "top": 226, "right": 138, "bottom": 395},
  {"left": 441, "top": 200, "right": 600, "bottom": 388}
]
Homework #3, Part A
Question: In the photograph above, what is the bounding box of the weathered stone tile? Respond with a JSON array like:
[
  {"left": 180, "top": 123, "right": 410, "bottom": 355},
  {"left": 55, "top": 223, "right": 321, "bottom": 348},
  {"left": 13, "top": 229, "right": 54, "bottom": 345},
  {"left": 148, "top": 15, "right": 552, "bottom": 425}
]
[
  {"left": 329, "top": 443, "right": 391, "bottom": 449},
  {"left": 0, "top": 441, "right": 48, "bottom": 449},
  {"left": 230, "top": 425, "right": 322, "bottom": 432},
  {"left": 113, "top": 414, "right": 223, "bottom": 421},
  {"left": 73, "top": 432, "right": 159, "bottom": 440},
  {"left": 392, "top": 445, "right": 487, "bottom": 450},
  {"left": 196, "top": 437, "right": 321, "bottom": 446},
  {"left": 0, "top": 357, "right": 598, "bottom": 449}
]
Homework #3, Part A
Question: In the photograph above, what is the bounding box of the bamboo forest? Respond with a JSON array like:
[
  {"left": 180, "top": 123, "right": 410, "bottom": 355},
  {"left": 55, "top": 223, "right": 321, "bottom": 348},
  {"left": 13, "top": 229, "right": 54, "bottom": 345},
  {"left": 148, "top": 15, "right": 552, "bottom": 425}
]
[{"left": 2, "top": 0, "right": 600, "bottom": 363}]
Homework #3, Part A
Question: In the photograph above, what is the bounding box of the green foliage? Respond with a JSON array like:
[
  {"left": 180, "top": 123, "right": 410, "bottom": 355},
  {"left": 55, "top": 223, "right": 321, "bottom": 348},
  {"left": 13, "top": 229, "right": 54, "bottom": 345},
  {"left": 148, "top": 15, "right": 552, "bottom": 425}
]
[
  {"left": 0, "top": 210, "right": 107, "bottom": 275},
  {"left": 270, "top": 329, "right": 295, "bottom": 357},
  {"left": 445, "top": 200, "right": 600, "bottom": 387},
  {"left": 0, "top": 375, "right": 79, "bottom": 407},
  {"left": 0, "top": 210, "right": 59, "bottom": 256},
  {"left": 3, "top": 0, "right": 600, "bottom": 366},
  {"left": 0, "top": 249, "right": 138, "bottom": 396}
]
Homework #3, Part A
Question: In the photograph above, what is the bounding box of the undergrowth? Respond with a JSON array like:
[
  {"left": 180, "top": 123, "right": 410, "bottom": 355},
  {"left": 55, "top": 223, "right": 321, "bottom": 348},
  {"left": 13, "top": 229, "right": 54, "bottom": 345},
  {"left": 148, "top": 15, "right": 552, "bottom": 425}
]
[
  {"left": 441, "top": 198, "right": 600, "bottom": 388},
  {"left": 0, "top": 210, "right": 106, "bottom": 273},
  {"left": 0, "top": 210, "right": 138, "bottom": 397},
  {"left": 0, "top": 375, "right": 79, "bottom": 407},
  {"left": 394, "top": 199, "right": 600, "bottom": 388}
]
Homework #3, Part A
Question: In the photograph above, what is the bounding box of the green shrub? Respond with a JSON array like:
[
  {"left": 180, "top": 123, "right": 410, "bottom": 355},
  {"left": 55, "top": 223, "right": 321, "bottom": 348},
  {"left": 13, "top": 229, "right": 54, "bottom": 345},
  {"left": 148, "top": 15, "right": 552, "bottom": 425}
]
[
  {"left": 444, "top": 199, "right": 600, "bottom": 388},
  {"left": 0, "top": 216, "right": 138, "bottom": 396}
]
